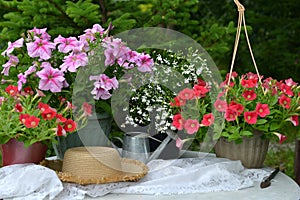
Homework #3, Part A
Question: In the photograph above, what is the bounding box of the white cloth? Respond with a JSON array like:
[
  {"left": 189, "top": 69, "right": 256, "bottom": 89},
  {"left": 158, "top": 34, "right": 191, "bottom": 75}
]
[
  {"left": 0, "top": 164, "right": 63, "bottom": 200},
  {"left": 0, "top": 157, "right": 271, "bottom": 199}
]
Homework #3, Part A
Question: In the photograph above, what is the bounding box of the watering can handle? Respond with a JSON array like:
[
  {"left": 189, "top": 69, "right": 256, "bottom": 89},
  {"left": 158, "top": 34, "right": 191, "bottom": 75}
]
[
  {"left": 147, "top": 135, "right": 171, "bottom": 162},
  {"left": 146, "top": 130, "right": 178, "bottom": 162},
  {"left": 111, "top": 136, "right": 124, "bottom": 156}
]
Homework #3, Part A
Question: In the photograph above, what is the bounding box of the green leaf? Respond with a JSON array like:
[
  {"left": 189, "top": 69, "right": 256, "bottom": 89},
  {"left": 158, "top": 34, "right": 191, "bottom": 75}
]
[
  {"left": 240, "top": 130, "right": 253, "bottom": 136},
  {"left": 270, "top": 122, "right": 281, "bottom": 131},
  {"left": 256, "top": 119, "right": 268, "bottom": 125}
]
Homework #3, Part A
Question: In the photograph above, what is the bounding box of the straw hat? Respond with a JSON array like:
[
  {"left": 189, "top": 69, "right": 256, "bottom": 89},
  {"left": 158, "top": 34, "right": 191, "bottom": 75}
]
[{"left": 41, "top": 146, "right": 149, "bottom": 185}]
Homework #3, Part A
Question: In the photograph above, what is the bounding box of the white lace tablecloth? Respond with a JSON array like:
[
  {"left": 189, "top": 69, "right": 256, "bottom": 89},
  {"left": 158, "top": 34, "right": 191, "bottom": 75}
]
[{"left": 0, "top": 156, "right": 271, "bottom": 200}]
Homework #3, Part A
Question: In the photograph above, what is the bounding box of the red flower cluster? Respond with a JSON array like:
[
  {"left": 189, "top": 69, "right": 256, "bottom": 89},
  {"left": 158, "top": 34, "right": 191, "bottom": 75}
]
[
  {"left": 171, "top": 79, "right": 210, "bottom": 134},
  {"left": 1, "top": 85, "right": 90, "bottom": 143},
  {"left": 171, "top": 71, "right": 300, "bottom": 145}
]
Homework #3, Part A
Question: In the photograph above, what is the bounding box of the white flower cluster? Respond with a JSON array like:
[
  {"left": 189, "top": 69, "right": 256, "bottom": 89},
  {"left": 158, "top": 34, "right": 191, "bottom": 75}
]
[{"left": 121, "top": 50, "right": 212, "bottom": 134}]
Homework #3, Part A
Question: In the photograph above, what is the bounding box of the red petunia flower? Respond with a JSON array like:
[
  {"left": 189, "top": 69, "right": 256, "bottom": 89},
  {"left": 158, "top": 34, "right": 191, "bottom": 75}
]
[
  {"left": 178, "top": 88, "right": 195, "bottom": 100},
  {"left": 242, "top": 90, "right": 257, "bottom": 101},
  {"left": 225, "top": 108, "right": 237, "bottom": 121},
  {"left": 5, "top": 85, "right": 18, "bottom": 96},
  {"left": 241, "top": 78, "right": 257, "bottom": 88},
  {"left": 24, "top": 115, "right": 40, "bottom": 128},
  {"left": 291, "top": 115, "right": 299, "bottom": 126},
  {"left": 24, "top": 87, "right": 34, "bottom": 95},
  {"left": 184, "top": 119, "right": 200, "bottom": 135},
  {"left": 19, "top": 113, "right": 30, "bottom": 124},
  {"left": 214, "top": 99, "right": 227, "bottom": 112},
  {"left": 229, "top": 101, "right": 244, "bottom": 116},
  {"left": 83, "top": 102, "right": 92, "bottom": 117},
  {"left": 172, "top": 113, "right": 185, "bottom": 130},
  {"left": 201, "top": 113, "right": 214, "bottom": 126},
  {"left": 279, "top": 84, "right": 294, "bottom": 97},
  {"left": 193, "top": 85, "right": 209, "bottom": 98},
  {"left": 63, "top": 119, "right": 76, "bottom": 132},
  {"left": 279, "top": 94, "right": 291, "bottom": 109},
  {"left": 38, "top": 102, "right": 50, "bottom": 113},
  {"left": 255, "top": 103, "right": 270, "bottom": 117},
  {"left": 273, "top": 132, "right": 287, "bottom": 144},
  {"left": 56, "top": 114, "right": 67, "bottom": 123},
  {"left": 244, "top": 111, "right": 258, "bottom": 124},
  {"left": 42, "top": 108, "right": 57, "bottom": 120},
  {"left": 15, "top": 103, "right": 23, "bottom": 112},
  {"left": 56, "top": 124, "right": 66, "bottom": 136},
  {"left": 170, "top": 96, "right": 186, "bottom": 107}
]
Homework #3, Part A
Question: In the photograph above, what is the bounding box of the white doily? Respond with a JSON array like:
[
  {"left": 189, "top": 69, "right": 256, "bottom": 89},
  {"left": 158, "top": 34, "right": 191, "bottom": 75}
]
[{"left": 0, "top": 157, "right": 271, "bottom": 199}]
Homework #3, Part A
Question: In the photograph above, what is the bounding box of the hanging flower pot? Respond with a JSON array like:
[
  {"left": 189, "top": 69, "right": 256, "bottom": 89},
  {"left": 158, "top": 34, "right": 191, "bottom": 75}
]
[
  {"left": 0, "top": 138, "right": 48, "bottom": 166},
  {"left": 214, "top": 131, "right": 269, "bottom": 168}
]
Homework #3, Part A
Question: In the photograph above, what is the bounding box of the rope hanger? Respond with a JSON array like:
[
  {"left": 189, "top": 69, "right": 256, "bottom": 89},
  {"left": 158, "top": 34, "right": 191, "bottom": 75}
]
[{"left": 227, "top": 0, "right": 262, "bottom": 86}]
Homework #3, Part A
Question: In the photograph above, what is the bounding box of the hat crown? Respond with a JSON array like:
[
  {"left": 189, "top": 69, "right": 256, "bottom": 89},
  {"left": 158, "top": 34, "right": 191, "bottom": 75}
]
[{"left": 62, "top": 147, "right": 123, "bottom": 179}]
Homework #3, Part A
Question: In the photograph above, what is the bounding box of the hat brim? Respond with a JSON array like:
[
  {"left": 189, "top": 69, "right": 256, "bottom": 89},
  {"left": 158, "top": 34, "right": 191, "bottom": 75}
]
[{"left": 40, "top": 158, "right": 149, "bottom": 185}]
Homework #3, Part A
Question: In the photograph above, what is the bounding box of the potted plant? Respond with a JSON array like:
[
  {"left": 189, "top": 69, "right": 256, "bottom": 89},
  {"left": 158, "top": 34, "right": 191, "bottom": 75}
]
[
  {"left": 0, "top": 24, "right": 154, "bottom": 158},
  {"left": 171, "top": 71, "right": 300, "bottom": 168},
  {"left": 0, "top": 84, "right": 90, "bottom": 166}
]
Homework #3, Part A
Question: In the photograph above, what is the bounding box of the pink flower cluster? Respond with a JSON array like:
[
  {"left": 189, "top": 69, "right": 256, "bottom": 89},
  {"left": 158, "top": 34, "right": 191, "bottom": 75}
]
[
  {"left": 90, "top": 37, "right": 154, "bottom": 100},
  {"left": 1, "top": 24, "right": 154, "bottom": 100}
]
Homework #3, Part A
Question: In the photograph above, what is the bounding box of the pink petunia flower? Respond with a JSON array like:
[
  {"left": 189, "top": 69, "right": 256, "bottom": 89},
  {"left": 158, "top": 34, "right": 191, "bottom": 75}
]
[
  {"left": 54, "top": 35, "right": 78, "bottom": 53},
  {"left": 1, "top": 38, "right": 24, "bottom": 56},
  {"left": 1, "top": 55, "right": 19, "bottom": 76},
  {"left": 255, "top": 103, "right": 270, "bottom": 118},
  {"left": 91, "top": 87, "right": 112, "bottom": 100},
  {"left": 184, "top": 119, "right": 200, "bottom": 135},
  {"left": 24, "top": 65, "right": 37, "bottom": 77},
  {"left": 178, "top": 88, "right": 195, "bottom": 100},
  {"left": 136, "top": 53, "right": 154, "bottom": 72},
  {"left": 214, "top": 99, "right": 228, "bottom": 112},
  {"left": 60, "top": 52, "right": 88, "bottom": 72},
  {"left": 285, "top": 78, "right": 297, "bottom": 87},
  {"left": 176, "top": 138, "right": 184, "bottom": 150},
  {"left": 90, "top": 74, "right": 119, "bottom": 90},
  {"left": 17, "top": 73, "right": 27, "bottom": 91},
  {"left": 26, "top": 37, "right": 55, "bottom": 60},
  {"left": 28, "top": 27, "right": 51, "bottom": 40},
  {"left": 102, "top": 37, "right": 131, "bottom": 66},
  {"left": 36, "top": 66, "right": 65, "bottom": 92}
]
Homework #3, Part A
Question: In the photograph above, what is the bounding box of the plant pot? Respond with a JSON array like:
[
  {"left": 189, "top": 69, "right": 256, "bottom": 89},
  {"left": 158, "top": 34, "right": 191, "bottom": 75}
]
[
  {"left": 0, "top": 138, "right": 48, "bottom": 166},
  {"left": 53, "top": 112, "right": 112, "bottom": 159},
  {"left": 214, "top": 131, "right": 269, "bottom": 168}
]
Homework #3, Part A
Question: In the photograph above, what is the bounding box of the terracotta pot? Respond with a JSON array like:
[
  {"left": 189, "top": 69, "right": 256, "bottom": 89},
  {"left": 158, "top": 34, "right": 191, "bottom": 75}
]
[
  {"left": 0, "top": 138, "right": 48, "bottom": 166},
  {"left": 214, "top": 131, "right": 269, "bottom": 168}
]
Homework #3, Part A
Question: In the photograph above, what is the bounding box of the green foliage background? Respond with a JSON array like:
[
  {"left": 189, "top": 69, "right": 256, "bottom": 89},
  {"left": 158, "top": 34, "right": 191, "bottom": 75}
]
[{"left": 1, "top": 0, "right": 299, "bottom": 80}]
